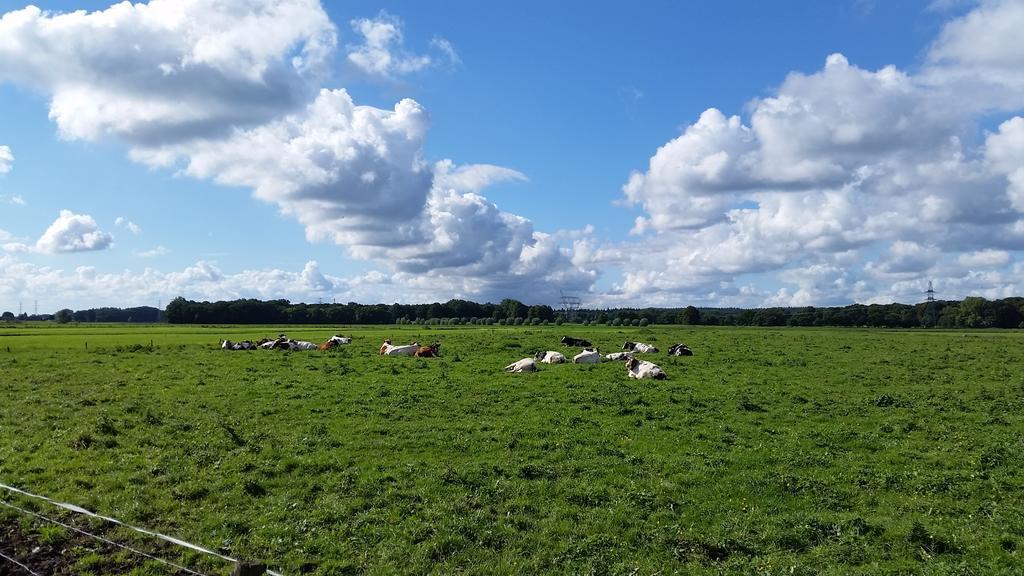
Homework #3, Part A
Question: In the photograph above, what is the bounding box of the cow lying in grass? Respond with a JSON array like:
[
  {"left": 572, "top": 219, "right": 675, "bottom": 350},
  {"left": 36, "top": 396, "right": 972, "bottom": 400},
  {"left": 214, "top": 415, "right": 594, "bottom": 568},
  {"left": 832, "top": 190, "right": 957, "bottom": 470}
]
[
  {"left": 260, "top": 335, "right": 317, "bottom": 350},
  {"left": 560, "top": 336, "right": 592, "bottom": 347},
  {"left": 625, "top": 357, "right": 667, "bottom": 379},
  {"left": 573, "top": 348, "right": 601, "bottom": 364},
  {"left": 260, "top": 335, "right": 289, "bottom": 349},
  {"left": 319, "top": 335, "right": 352, "bottom": 350},
  {"left": 415, "top": 343, "right": 441, "bottom": 357},
  {"left": 220, "top": 339, "right": 256, "bottom": 351},
  {"left": 603, "top": 351, "right": 634, "bottom": 361},
  {"left": 535, "top": 350, "right": 566, "bottom": 364},
  {"left": 505, "top": 358, "right": 537, "bottom": 373},
  {"left": 667, "top": 343, "right": 693, "bottom": 356},
  {"left": 623, "top": 341, "right": 658, "bottom": 353},
  {"left": 380, "top": 340, "right": 421, "bottom": 356}
]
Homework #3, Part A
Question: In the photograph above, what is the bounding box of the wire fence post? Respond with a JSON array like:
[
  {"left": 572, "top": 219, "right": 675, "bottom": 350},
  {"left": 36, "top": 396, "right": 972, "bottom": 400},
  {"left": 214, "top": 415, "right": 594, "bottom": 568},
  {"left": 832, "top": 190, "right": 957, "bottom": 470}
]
[{"left": 232, "top": 561, "right": 267, "bottom": 575}]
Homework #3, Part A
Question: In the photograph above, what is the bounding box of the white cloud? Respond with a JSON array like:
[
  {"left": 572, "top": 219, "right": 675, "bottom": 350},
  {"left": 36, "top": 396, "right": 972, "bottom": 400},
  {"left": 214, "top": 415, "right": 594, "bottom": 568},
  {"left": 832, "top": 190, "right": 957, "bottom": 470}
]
[
  {"left": 115, "top": 216, "right": 142, "bottom": 235},
  {"left": 0, "top": 1, "right": 595, "bottom": 304},
  {"left": 0, "top": 145, "right": 12, "bottom": 174},
  {"left": 868, "top": 241, "right": 942, "bottom": 276},
  {"left": 136, "top": 89, "right": 433, "bottom": 247},
  {"left": 0, "top": 255, "right": 583, "bottom": 312},
  {"left": 345, "top": 11, "right": 457, "bottom": 79},
  {"left": 1, "top": 194, "right": 25, "bottom": 206},
  {"left": 430, "top": 37, "right": 461, "bottom": 67},
  {"left": 957, "top": 249, "right": 1011, "bottom": 268},
  {"left": 1, "top": 226, "right": 28, "bottom": 253},
  {"left": 3, "top": 212, "right": 116, "bottom": 254},
  {"left": 0, "top": 1, "right": 336, "bottom": 146},
  {"left": 923, "top": 0, "right": 1024, "bottom": 112},
  {"left": 985, "top": 116, "right": 1024, "bottom": 211},
  {"left": 134, "top": 245, "right": 169, "bottom": 258},
  {"left": 31, "top": 210, "right": 114, "bottom": 254},
  {"left": 133, "top": 89, "right": 594, "bottom": 301},
  {"left": 611, "top": 0, "right": 1024, "bottom": 307}
]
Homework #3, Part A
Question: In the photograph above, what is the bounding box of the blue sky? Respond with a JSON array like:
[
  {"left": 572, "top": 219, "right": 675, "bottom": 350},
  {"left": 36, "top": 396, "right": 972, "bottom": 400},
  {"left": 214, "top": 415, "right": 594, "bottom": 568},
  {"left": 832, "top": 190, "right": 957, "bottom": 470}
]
[{"left": 1, "top": 0, "right": 1023, "bottom": 312}]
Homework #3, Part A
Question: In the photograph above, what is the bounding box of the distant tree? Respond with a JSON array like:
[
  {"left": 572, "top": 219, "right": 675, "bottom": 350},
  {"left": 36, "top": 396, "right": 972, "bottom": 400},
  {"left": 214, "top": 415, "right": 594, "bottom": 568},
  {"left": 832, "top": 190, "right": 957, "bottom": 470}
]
[
  {"left": 500, "top": 298, "right": 528, "bottom": 320},
  {"left": 959, "top": 297, "right": 992, "bottom": 328},
  {"left": 165, "top": 297, "right": 190, "bottom": 324},
  {"left": 680, "top": 306, "right": 701, "bottom": 325},
  {"left": 1, "top": 311, "right": 13, "bottom": 320},
  {"left": 54, "top": 309, "right": 73, "bottom": 324},
  {"left": 638, "top": 318, "right": 649, "bottom": 327},
  {"left": 990, "top": 300, "right": 1022, "bottom": 328}
]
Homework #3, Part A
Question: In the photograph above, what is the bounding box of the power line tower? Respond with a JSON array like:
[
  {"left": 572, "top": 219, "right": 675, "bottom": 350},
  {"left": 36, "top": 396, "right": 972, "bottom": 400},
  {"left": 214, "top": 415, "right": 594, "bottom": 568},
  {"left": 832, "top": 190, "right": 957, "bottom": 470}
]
[
  {"left": 922, "top": 280, "right": 938, "bottom": 327},
  {"left": 559, "top": 290, "right": 582, "bottom": 323}
]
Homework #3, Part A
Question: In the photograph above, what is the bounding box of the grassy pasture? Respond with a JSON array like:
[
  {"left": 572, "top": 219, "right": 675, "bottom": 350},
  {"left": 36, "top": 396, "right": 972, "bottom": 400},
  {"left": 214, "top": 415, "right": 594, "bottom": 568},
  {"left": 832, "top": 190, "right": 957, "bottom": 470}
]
[{"left": 1, "top": 324, "right": 1023, "bottom": 575}]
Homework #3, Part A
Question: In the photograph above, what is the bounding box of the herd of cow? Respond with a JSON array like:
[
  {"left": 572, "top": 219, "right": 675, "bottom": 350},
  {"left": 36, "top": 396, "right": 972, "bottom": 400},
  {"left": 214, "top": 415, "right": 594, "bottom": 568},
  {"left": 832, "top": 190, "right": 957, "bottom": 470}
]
[
  {"left": 504, "top": 336, "right": 694, "bottom": 379},
  {"left": 220, "top": 333, "right": 692, "bottom": 379},
  {"left": 220, "top": 334, "right": 351, "bottom": 351}
]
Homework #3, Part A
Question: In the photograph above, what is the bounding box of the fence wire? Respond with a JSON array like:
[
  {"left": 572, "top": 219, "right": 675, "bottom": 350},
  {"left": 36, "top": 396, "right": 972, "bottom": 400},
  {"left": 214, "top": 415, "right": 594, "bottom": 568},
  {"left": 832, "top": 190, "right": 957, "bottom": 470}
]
[
  {"left": 0, "top": 499, "right": 208, "bottom": 576},
  {"left": 0, "top": 549, "right": 42, "bottom": 576},
  {"left": 1, "top": 481, "right": 284, "bottom": 576}
]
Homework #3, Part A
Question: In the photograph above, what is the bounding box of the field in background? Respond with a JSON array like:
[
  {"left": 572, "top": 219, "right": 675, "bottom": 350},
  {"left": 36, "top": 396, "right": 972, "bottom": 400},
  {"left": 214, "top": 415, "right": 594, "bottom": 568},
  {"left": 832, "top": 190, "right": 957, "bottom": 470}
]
[{"left": 1, "top": 324, "right": 1022, "bottom": 575}]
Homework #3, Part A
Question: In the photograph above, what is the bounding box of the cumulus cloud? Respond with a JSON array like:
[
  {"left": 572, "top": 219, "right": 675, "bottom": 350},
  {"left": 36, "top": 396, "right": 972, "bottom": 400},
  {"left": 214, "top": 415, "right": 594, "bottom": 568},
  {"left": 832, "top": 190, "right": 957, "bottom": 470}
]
[
  {"left": 957, "top": 249, "right": 1011, "bottom": 268},
  {"left": 924, "top": 0, "right": 1024, "bottom": 111},
  {"left": 0, "top": 229, "right": 23, "bottom": 252},
  {"left": 0, "top": 255, "right": 582, "bottom": 312},
  {"left": 610, "top": 1, "right": 1024, "bottom": 306},
  {"left": 345, "top": 11, "right": 457, "bottom": 79},
  {"left": 0, "top": 0, "right": 335, "bottom": 146},
  {"left": 1, "top": 194, "right": 25, "bottom": 206},
  {"left": 4, "top": 211, "right": 114, "bottom": 254},
  {"left": 868, "top": 241, "right": 943, "bottom": 277},
  {"left": 133, "top": 89, "right": 594, "bottom": 301},
  {"left": 135, "top": 89, "right": 433, "bottom": 247},
  {"left": 0, "top": 145, "right": 12, "bottom": 174},
  {"left": 0, "top": 1, "right": 592, "bottom": 303},
  {"left": 985, "top": 116, "right": 1024, "bottom": 211},
  {"left": 115, "top": 216, "right": 142, "bottom": 235},
  {"left": 31, "top": 210, "right": 114, "bottom": 254}
]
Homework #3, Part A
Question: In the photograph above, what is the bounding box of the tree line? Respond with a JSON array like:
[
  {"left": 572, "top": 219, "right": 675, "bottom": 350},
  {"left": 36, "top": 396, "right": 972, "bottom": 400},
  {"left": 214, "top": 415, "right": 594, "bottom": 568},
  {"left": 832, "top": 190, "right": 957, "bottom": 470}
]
[
  {"left": 24, "top": 306, "right": 161, "bottom": 324},
  {"left": 145, "top": 296, "right": 1024, "bottom": 329},
  {"left": 9, "top": 296, "right": 1018, "bottom": 328}
]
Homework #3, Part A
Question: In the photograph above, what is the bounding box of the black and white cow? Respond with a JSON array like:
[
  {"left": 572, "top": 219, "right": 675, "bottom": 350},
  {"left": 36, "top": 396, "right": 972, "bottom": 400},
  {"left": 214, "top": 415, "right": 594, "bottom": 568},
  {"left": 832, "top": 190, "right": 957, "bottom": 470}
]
[
  {"left": 667, "top": 343, "right": 693, "bottom": 356},
  {"left": 560, "top": 336, "right": 592, "bottom": 347}
]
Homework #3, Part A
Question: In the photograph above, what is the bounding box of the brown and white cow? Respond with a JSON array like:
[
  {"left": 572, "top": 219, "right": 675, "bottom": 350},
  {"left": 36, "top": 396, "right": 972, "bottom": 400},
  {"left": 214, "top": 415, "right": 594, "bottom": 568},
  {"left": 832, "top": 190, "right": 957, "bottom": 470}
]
[
  {"left": 319, "top": 335, "right": 352, "bottom": 350},
  {"left": 415, "top": 343, "right": 441, "bottom": 357}
]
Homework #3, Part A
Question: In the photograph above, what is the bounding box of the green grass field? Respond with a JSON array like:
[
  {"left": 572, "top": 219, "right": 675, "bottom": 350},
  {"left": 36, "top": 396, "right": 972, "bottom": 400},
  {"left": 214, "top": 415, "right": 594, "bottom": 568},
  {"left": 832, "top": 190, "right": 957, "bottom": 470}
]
[{"left": 1, "top": 324, "right": 1022, "bottom": 575}]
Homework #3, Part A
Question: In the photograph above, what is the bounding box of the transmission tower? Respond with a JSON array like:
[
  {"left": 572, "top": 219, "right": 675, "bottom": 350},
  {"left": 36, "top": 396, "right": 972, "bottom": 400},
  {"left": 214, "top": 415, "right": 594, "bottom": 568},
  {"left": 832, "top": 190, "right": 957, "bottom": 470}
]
[
  {"left": 559, "top": 290, "right": 582, "bottom": 322},
  {"left": 924, "top": 281, "right": 936, "bottom": 302},
  {"left": 922, "top": 281, "right": 938, "bottom": 328}
]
